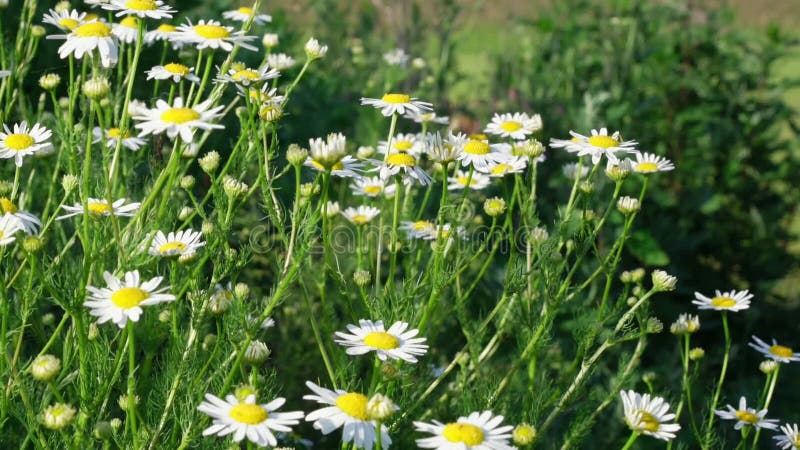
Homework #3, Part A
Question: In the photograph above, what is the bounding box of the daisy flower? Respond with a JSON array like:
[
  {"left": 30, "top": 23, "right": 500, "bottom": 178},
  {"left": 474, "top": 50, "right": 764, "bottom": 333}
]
[
  {"left": 147, "top": 229, "right": 205, "bottom": 257},
  {"left": 304, "top": 155, "right": 363, "bottom": 179},
  {"left": 222, "top": 6, "right": 272, "bottom": 25},
  {"left": 378, "top": 133, "right": 424, "bottom": 156},
  {"left": 57, "top": 198, "right": 140, "bottom": 220},
  {"left": 714, "top": 397, "right": 779, "bottom": 431},
  {"left": 414, "top": 411, "right": 515, "bottom": 450},
  {"left": 133, "top": 97, "right": 225, "bottom": 143},
  {"left": 423, "top": 223, "right": 465, "bottom": 242},
  {"left": 216, "top": 65, "right": 279, "bottom": 87},
  {"left": 456, "top": 138, "right": 511, "bottom": 171},
  {"left": 340, "top": 206, "right": 381, "bottom": 226},
  {"left": 144, "top": 23, "right": 181, "bottom": 48},
  {"left": 425, "top": 132, "right": 464, "bottom": 164},
  {"left": 334, "top": 319, "right": 428, "bottom": 363},
  {"left": 197, "top": 393, "right": 303, "bottom": 447},
  {"left": 748, "top": 336, "right": 800, "bottom": 363},
  {"left": 266, "top": 53, "right": 296, "bottom": 71},
  {"left": 448, "top": 170, "right": 491, "bottom": 191},
  {"left": 304, "top": 381, "right": 391, "bottom": 450},
  {"left": 628, "top": 152, "right": 674, "bottom": 174},
  {"left": 350, "top": 176, "right": 396, "bottom": 198},
  {"left": 42, "top": 9, "right": 87, "bottom": 31},
  {"left": 0, "top": 122, "right": 53, "bottom": 167},
  {"left": 0, "top": 214, "right": 21, "bottom": 246},
  {"left": 566, "top": 128, "right": 639, "bottom": 165},
  {"left": 484, "top": 112, "right": 543, "bottom": 140},
  {"left": 692, "top": 289, "right": 752, "bottom": 312},
  {"left": 478, "top": 157, "right": 528, "bottom": 178},
  {"left": 146, "top": 63, "right": 200, "bottom": 83},
  {"left": 236, "top": 85, "right": 284, "bottom": 105},
  {"left": 360, "top": 93, "right": 432, "bottom": 117},
  {"left": 774, "top": 423, "right": 800, "bottom": 450},
  {"left": 373, "top": 152, "right": 431, "bottom": 185},
  {"left": 619, "top": 390, "right": 681, "bottom": 441},
  {"left": 92, "top": 127, "right": 147, "bottom": 151},
  {"left": 53, "top": 20, "right": 118, "bottom": 67},
  {"left": 84, "top": 270, "right": 176, "bottom": 328},
  {"left": 405, "top": 110, "right": 449, "bottom": 125},
  {"left": 102, "top": 0, "right": 175, "bottom": 19},
  {"left": 399, "top": 220, "right": 436, "bottom": 239},
  {"left": 112, "top": 16, "right": 140, "bottom": 44},
  {"left": 175, "top": 19, "right": 257, "bottom": 52},
  {"left": 0, "top": 198, "right": 42, "bottom": 234}
]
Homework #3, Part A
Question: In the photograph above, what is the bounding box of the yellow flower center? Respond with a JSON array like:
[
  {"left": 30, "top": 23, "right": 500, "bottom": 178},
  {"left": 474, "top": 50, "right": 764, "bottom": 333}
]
[
  {"left": 636, "top": 162, "right": 659, "bottom": 172},
  {"left": 232, "top": 69, "right": 260, "bottom": 81},
  {"left": 120, "top": 16, "right": 139, "bottom": 28},
  {"left": 59, "top": 18, "right": 80, "bottom": 30},
  {"left": 110, "top": 287, "right": 149, "bottom": 309},
  {"left": 0, "top": 197, "right": 18, "bottom": 214},
  {"left": 363, "top": 331, "right": 399, "bottom": 350},
  {"left": 335, "top": 393, "right": 368, "bottom": 420},
  {"left": 194, "top": 24, "right": 230, "bottom": 39},
  {"left": 413, "top": 221, "right": 433, "bottom": 231},
  {"left": 229, "top": 403, "right": 268, "bottom": 424},
  {"left": 710, "top": 296, "right": 736, "bottom": 308},
  {"left": 769, "top": 344, "right": 794, "bottom": 358},
  {"left": 50, "top": 405, "right": 69, "bottom": 417},
  {"left": 386, "top": 152, "right": 416, "bottom": 167},
  {"left": 442, "top": 423, "right": 484, "bottom": 445},
  {"left": 351, "top": 214, "right": 369, "bottom": 225},
  {"left": 381, "top": 93, "right": 410, "bottom": 104},
  {"left": 164, "top": 63, "right": 190, "bottom": 76},
  {"left": 637, "top": 411, "right": 660, "bottom": 432},
  {"left": 157, "top": 24, "right": 176, "bottom": 32},
  {"left": 237, "top": 6, "right": 254, "bottom": 14},
  {"left": 491, "top": 163, "right": 512, "bottom": 175},
  {"left": 736, "top": 411, "right": 759, "bottom": 424},
  {"left": 161, "top": 107, "right": 200, "bottom": 124},
  {"left": 0, "top": 231, "right": 3, "bottom": 239},
  {"left": 311, "top": 160, "right": 344, "bottom": 171},
  {"left": 364, "top": 185, "right": 382, "bottom": 195},
  {"left": 87, "top": 202, "right": 112, "bottom": 215},
  {"left": 4, "top": 134, "right": 34, "bottom": 151},
  {"left": 500, "top": 121, "right": 523, "bottom": 132},
  {"left": 588, "top": 135, "right": 619, "bottom": 148},
  {"left": 158, "top": 241, "right": 186, "bottom": 254},
  {"left": 456, "top": 176, "right": 472, "bottom": 186},
  {"left": 75, "top": 22, "right": 112, "bottom": 37},
  {"left": 107, "top": 128, "right": 131, "bottom": 139},
  {"left": 394, "top": 140, "right": 413, "bottom": 151},
  {"left": 125, "top": 0, "right": 157, "bottom": 11},
  {"left": 463, "top": 140, "right": 490, "bottom": 155},
  {"left": 487, "top": 199, "right": 504, "bottom": 210},
  {"left": 469, "top": 133, "right": 488, "bottom": 141}
]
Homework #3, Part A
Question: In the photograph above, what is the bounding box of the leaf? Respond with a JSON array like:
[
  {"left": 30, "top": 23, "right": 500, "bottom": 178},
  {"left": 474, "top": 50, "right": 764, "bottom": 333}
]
[{"left": 627, "top": 230, "right": 670, "bottom": 266}]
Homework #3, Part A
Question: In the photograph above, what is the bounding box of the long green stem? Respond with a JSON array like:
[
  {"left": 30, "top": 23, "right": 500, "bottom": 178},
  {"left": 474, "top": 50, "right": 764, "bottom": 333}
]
[{"left": 705, "top": 312, "right": 731, "bottom": 444}]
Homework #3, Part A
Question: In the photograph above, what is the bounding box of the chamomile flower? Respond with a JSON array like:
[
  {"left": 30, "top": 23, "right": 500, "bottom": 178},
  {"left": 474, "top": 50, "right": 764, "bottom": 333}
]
[
  {"left": 0, "top": 198, "right": 42, "bottom": 234},
  {"left": 423, "top": 223, "right": 465, "bottom": 242},
  {"left": 0, "top": 214, "right": 21, "bottom": 246},
  {"left": 374, "top": 152, "right": 431, "bottom": 185},
  {"left": 266, "top": 53, "right": 296, "bottom": 70},
  {"left": 92, "top": 127, "right": 147, "bottom": 151},
  {"left": 42, "top": 9, "right": 87, "bottom": 31},
  {"left": 57, "top": 198, "right": 140, "bottom": 220},
  {"left": 774, "top": 423, "right": 800, "bottom": 450},
  {"left": 414, "top": 411, "right": 515, "bottom": 450},
  {"left": 628, "top": 152, "right": 675, "bottom": 174},
  {"left": 84, "top": 270, "right": 176, "bottom": 328},
  {"left": 378, "top": 133, "right": 424, "bottom": 156},
  {"left": 350, "top": 176, "right": 396, "bottom": 198},
  {"left": 133, "top": 97, "right": 225, "bottom": 143},
  {"left": 146, "top": 63, "right": 199, "bottom": 83},
  {"left": 102, "top": 0, "right": 175, "bottom": 19},
  {"left": 222, "top": 6, "right": 272, "bottom": 25},
  {"left": 341, "top": 206, "right": 381, "bottom": 226},
  {"left": 455, "top": 138, "right": 511, "bottom": 171},
  {"left": 567, "top": 128, "right": 639, "bottom": 165},
  {"left": 448, "top": 170, "right": 491, "bottom": 191},
  {"left": 53, "top": 20, "right": 118, "bottom": 67},
  {"left": 692, "top": 289, "right": 752, "bottom": 312},
  {"left": 479, "top": 157, "right": 528, "bottom": 177},
  {"left": 144, "top": 23, "right": 181, "bottom": 48},
  {"left": 425, "top": 132, "right": 464, "bottom": 164},
  {"left": 383, "top": 48, "right": 409, "bottom": 67},
  {"left": 147, "top": 229, "right": 205, "bottom": 257},
  {"left": 360, "top": 93, "right": 432, "bottom": 117},
  {"left": 216, "top": 65, "right": 279, "bottom": 86},
  {"left": 237, "top": 85, "right": 285, "bottom": 105},
  {"left": 399, "top": 220, "right": 436, "bottom": 239},
  {"left": 304, "top": 381, "right": 391, "bottom": 450},
  {"left": 304, "top": 137, "right": 364, "bottom": 178},
  {"left": 619, "top": 390, "right": 681, "bottom": 441},
  {"left": 111, "top": 16, "right": 140, "bottom": 44},
  {"left": 175, "top": 19, "right": 257, "bottom": 52},
  {"left": 405, "top": 110, "right": 449, "bottom": 125},
  {"left": 714, "top": 397, "right": 778, "bottom": 431},
  {"left": 197, "top": 393, "right": 303, "bottom": 447},
  {"left": 484, "top": 112, "right": 543, "bottom": 140},
  {"left": 748, "top": 336, "right": 800, "bottom": 363},
  {"left": 334, "top": 319, "right": 428, "bottom": 363},
  {"left": 0, "top": 121, "right": 53, "bottom": 167}
]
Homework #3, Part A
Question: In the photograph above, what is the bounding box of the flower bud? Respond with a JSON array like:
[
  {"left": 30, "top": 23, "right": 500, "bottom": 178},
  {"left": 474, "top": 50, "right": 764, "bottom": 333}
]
[
  {"left": 670, "top": 314, "right": 700, "bottom": 335},
  {"left": 357, "top": 146, "right": 375, "bottom": 159},
  {"left": 651, "top": 269, "right": 677, "bottom": 292},
  {"left": 158, "top": 309, "right": 171, "bottom": 323},
  {"left": 689, "top": 347, "right": 705, "bottom": 361},
  {"left": 23, "top": 236, "right": 45, "bottom": 253},
  {"left": 42, "top": 403, "right": 76, "bottom": 430},
  {"left": 93, "top": 421, "right": 113, "bottom": 440},
  {"left": 42, "top": 313, "right": 56, "bottom": 326},
  {"left": 605, "top": 160, "right": 630, "bottom": 182},
  {"left": 483, "top": 197, "right": 506, "bottom": 217},
  {"left": 630, "top": 268, "right": 646, "bottom": 283},
  {"left": 39, "top": 73, "right": 61, "bottom": 91},
  {"left": 62, "top": 174, "right": 79, "bottom": 192},
  {"left": 234, "top": 384, "right": 258, "bottom": 402},
  {"left": 118, "top": 394, "right": 139, "bottom": 412},
  {"left": 258, "top": 103, "right": 283, "bottom": 122},
  {"left": 199, "top": 151, "right": 220, "bottom": 173},
  {"left": 201, "top": 221, "right": 215, "bottom": 235},
  {"left": 616, "top": 196, "right": 640, "bottom": 214},
  {"left": 646, "top": 317, "right": 663, "bottom": 334},
  {"left": 180, "top": 175, "right": 195, "bottom": 190},
  {"left": 366, "top": 394, "right": 396, "bottom": 420},
  {"left": 760, "top": 360, "right": 779, "bottom": 374},
  {"left": 87, "top": 323, "right": 99, "bottom": 340},
  {"left": 202, "top": 333, "right": 217, "bottom": 351},
  {"left": 110, "top": 418, "right": 122, "bottom": 431},
  {"left": 286, "top": 144, "right": 308, "bottom": 166},
  {"left": 304, "top": 37, "right": 328, "bottom": 59},
  {"left": 323, "top": 201, "right": 339, "bottom": 218},
  {"left": 353, "top": 270, "right": 371, "bottom": 287},
  {"left": 513, "top": 423, "right": 537, "bottom": 446},
  {"left": 243, "top": 340, "right": 271, "bottom": 365},
  {"left": 222, "top": 176, "right": 249, "bottom": 197},
  {"left": 31, "top": 354, "right": 61, "bottom": 381},
  {"left": 261, "top": 33, "right": 279, "bottom": 48},
  {"left": 82, "top": 76, "right": 110, "bottom": 100},
  {"left": 54, "top": 1, "right": 71, "bottom": 12},
  {"left": 31, "top": 25, "right": 47, "bottom": 38},
  {"left": 528, "top": 227, "right": 549, "bottom": 246},
  {"left": 178, "top": 206, "right": 193, "bottom": 221},
  {"left": 299, "top": 182, "right": 319, "bottom": 197}
]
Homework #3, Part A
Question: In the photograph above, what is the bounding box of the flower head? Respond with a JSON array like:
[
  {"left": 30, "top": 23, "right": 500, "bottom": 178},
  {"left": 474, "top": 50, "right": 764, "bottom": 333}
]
[
  {"left": 102, "top": 0, "right": 175, "bottom": 19},
  {"left": 146, "top": 63, "right": 199, "bottom": 83},
  {"left": 175, "top": 19, "right": 257, "bottom": 52},
  {"left": 774, "top": 423, "right": 800, "bottom": 450},
  {"left": 620, "top": 390, "right": 681, "bottom": 441},
  {"left": 693, "top": 289, "right": 752, "bottom": 312},
  {"left": 334, "top": 319, "right": 428, "bottom": 363},
  {"left": 0, "top": 121, "right": 53, "bottom": 167},
  {"left": 341, "top": 206, "right": 380, "bottom": 226},
  {"left": 57, "top": 198, "right": 140, "bottom": 220},
  {"left": 198, "top": 393, "right": 303, "bottom": 447},
  {"left": 748, "top": 336, "right": 800, "bottom": 363},
  {"left": 559, "top": 128, "right": 639, "bottom": 165},
  {"left": 84, "top": 270, "right": 176, "bottom": 328},
  {"left": 360, "top": 93, "right": 432, "bottom": 117},
  {"left": 147, "top": 229, "right": 205, "bottom": 258},
  {"left": 714, "top": 397, "right": 778, "bottom": 430},
  {"left": 484, "top": 112, "right": 543, "bottom": 140},
  {"left": 414, "top": 411, "right": 515, "bottom": 450},
  {"left": 628, "top": 152, "right": 675, "bottom": 174},
  {"left": 133, "top": 97, "right": 225, "bottom": 142},
  {"left": 222, "top": 6, "right": 272, "bottom": 24}
]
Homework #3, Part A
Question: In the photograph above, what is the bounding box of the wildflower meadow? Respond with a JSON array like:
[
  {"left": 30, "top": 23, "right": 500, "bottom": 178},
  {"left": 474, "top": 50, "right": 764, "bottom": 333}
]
[{"left": 0, "top": 0, "right": 798, "bottom": 449}]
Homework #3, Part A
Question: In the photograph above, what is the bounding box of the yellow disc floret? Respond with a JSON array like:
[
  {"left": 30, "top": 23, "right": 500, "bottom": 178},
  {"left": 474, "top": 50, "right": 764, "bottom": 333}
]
[
  {"left": 386, "top": 152, "right": 416, "bottom": 167},
  {"left": 194, "top": 24, "right": 230, "bottom": 39},
  {"left": 363, "top": 331, "right": 399, "bottom": 350},
  {"left": 125, "top": 0, "right": 158, "bottom": 11},
  {"left": 710, "top": 296, "right": 736, "bottom": 308},
  {"left": 161, "top": 108, "right": 200, "bottom": 124},
  {"left": 335, "top": 393, "right": 369, "bottom": 420},
  {"left": 229, "top": 403, "right": 268, "bottom": 424},
  {"left": 769, "top": 345, "right": 794, "bottom": 358},
  {"left": 381, "top": 93, "right": 411, "bottom": 104},
  {"left": 75, "top": 22, "right": 112, "bottom": 38},
  {"left": 110, "top": 287, "right": 149, "bottom": 309},
  {"left": 4, "top": 134, "right": 35, "bottom": 151},
  {"left": 588, "top": 135, "right": 618, "bottom": 148},
  {"left": 442, "top": 423, "right": 484, "bottom": 445}
]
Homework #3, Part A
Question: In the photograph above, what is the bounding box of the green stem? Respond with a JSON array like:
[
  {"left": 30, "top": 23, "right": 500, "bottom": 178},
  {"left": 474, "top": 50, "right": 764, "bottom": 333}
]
[
  {"left": 705, "top": 312, "right": 731, "bottom": 444},
  {"left": 620, "top": 431, "right": 639, "bottom": 450}
]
